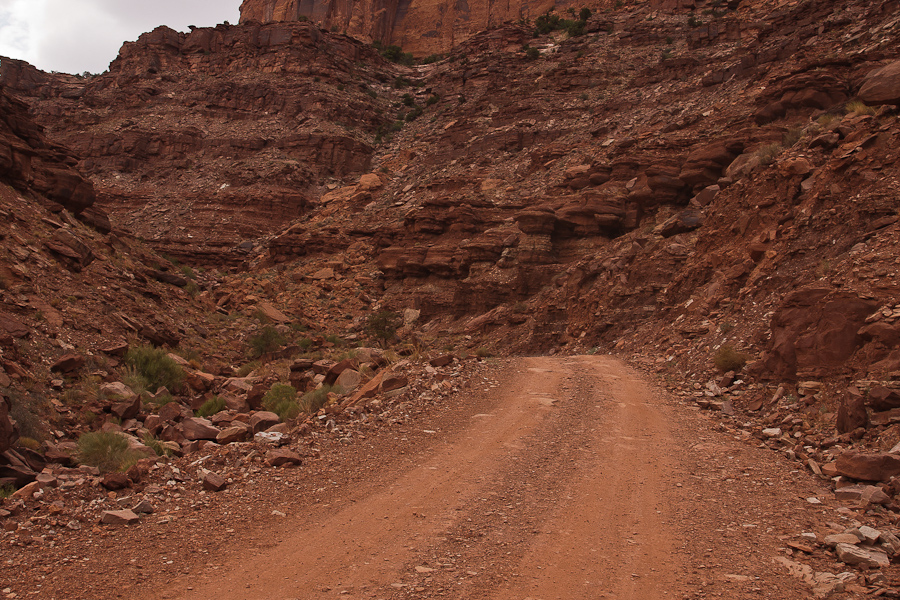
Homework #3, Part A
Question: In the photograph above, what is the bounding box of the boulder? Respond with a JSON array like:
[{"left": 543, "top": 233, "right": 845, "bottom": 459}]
[
  {"left": 859, "top": 61, "right": 900, "bottom": 105},
  {"left": 180, "top": 417, "right": 220, "bottom": 441},
  {"left": 201, "top": 471, "right": 227, "bottom": 492},
  {"left": 266, "top": 448, "right": 303, "bottom": 467},
  {"left": 250, "top": 411, "right": 281, "bottom": 432},
  {"left": 158, "top": 401, "right": 188, "bottom": 424},
  {"left": 429, "top": 355, "right": 455, "bottom": 368},
  {"left": 325, "top": 359, "right": 358, "bottom": 386},
  {"left": 44, "top": 229, "right": 94, "bottom": 272},
  {"left": 216, "top": 423, "right": 251, "bottom": 444},
  {"left": 50, "top": 352, "right": 86, "bottom": 373},
  {"left": 256, "top": 301, "right": 291, "bottom": 323},
  {"left": 754, "top": 287, "right": 878, "bottom": 380},
  {"left": 358, "top": 173, "right": 383, "bottom": 191},
  {"left": 835, "top": 543, "right": 890, "bottom": 568},
  {"left": 381, "top": 376, "right": 409, "bottom": 393},
  {"left": 101, "top": 473, "right": 130, "bottom": 490},
  {"left": 833, "top": 484, "right": 890, "bottom": 504},
  {"left": 0, "top": 313, "right": 29, "bottom": 339},
  {"left": 334, "top": 369, "right": 361, "bottom": 394},
  {"left": 836, "top": 394, "right": 869, "bottom": 434},
  {"left": 110, "top": 393, "right": 142, "bottom": 420},
  {"left": 868, "top": 386, "right": 900, "bottom": 412},
  {"left": 835, "top": 452, "right": 900, "bottom": 482}
]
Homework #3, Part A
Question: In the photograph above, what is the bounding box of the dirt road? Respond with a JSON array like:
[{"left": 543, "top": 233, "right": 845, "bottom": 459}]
[{"left": 140, "top": 356, "right": 819, "bottom": 600}]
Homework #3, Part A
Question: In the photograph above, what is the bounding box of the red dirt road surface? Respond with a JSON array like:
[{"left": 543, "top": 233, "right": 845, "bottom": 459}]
[{"left": 139, "top": 356, "right": 819, "bottom": 600}]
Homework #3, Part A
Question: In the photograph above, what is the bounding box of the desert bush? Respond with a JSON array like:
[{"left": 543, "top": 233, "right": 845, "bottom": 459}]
[
  {"left": 782, "top": 127, "right": 803, "bottom": 147},
  {"left": 845, "top": 100, "right": 875, "bottom": 116},
  {"left": 299, "top": 385, "right": 338, "bottom": 414},
  {"left": 756, "top": 143, "right": 782, "bottom": 166},
  {"left": 120, "top": 366, "right": 149, "bottom": 396},
  {"left": 405, "top": 106, "right": 423, "bottom": 122},
  {"left": 77, "top": 432, "right": 140, "bottom": 472},
  {"left": 817, "top": 113, "right": 839, "bottom": 127},
  {"left": 475, "top": 347, "right": 493, "bottom": 358},
  {"left": 248, "top": 325, "right": 286, "bottom": 358},
  {"left": 525, "top": 46, "right": 540, "bottom": 60},
  {"left": 196, "top": 396, "right": 226, "bottom": 418},
  {"left": 7, "top": 390, "right": 49, "bottom": 441},
  {"left": 147, "top": 392, "right": 175, "bottom": 411},
  {"left": 142, "top": 432, "right": 172, "bottom": 457},
  {"left": 263, "top": 384, "right": 300, "bottom": 421},
  {"left": 713, "top": 345, "right": 750, "bottom": 372},
  {"left": 125, "top": 344, "right": 184, "bottom": 393},
  {"left": 367, "top": 310, "right": 401, "bottom": 347},
  {"left": 235, "top": 360, "right": 261, "bottom": 377}
]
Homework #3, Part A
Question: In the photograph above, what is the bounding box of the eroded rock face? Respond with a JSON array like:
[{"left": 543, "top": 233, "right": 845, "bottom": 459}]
[
  {"left": 0, "top": 88, "right": 95, "bottom": 215},
  {"left": 239, "top": 0, "right": 589, "bottom": 56}
]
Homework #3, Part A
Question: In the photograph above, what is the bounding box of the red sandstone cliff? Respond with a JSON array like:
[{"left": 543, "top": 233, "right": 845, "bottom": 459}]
[{"left": 239, "top": 0, "right": 575, "bottom": 56}]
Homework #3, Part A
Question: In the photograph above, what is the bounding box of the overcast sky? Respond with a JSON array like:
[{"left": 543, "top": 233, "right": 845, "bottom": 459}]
[{"left": 0, "top": 0, "right": 240, "bottom": 74}]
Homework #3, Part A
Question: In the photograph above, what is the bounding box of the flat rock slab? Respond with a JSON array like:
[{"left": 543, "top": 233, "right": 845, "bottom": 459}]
[
  {"left": 267, "top": 448, "right": 303, "bottom": 467},
  {"left": 101, "top": 509, "right": 139, "bottom": 525},
  {"left": 835, "top": 543, "right": 889, "bottom": 568}
]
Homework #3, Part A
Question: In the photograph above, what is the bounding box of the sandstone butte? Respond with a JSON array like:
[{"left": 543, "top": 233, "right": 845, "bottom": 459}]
[{"left": 1, "top": 0, "right": 900, "bottom": 595}]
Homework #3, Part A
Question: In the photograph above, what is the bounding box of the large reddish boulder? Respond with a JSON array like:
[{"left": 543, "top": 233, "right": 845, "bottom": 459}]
[
  {"left": 752, "top": 287, "right": 878, "bottom": 380},
  {"left": 859, "top": 61, "right": 900, "bottom": 105},
  {"left": 835, "top": 452, "right": 900, "bottom": 482}
]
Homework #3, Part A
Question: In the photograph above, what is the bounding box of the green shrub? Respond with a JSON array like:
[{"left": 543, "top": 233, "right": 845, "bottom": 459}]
[
  {"left": 7, "top": 390, "right": 49, "bottom": 441},
  {"left": 248, "top": 325, "right": 286, "bottom": 358},
  {"left": 262, "top": 384, "right": 300, "bottom": 421},
  {"left": 196, "top": 396, "right": 226, "bottom": 418},
  {"left": 525, "top": 46, "right": 540, "bottom": 60},
  {"left": 184, "top": 281, "right": 200, "bottom": 298},
  {"left": 367, "top": 310, "right": 401, "bottom": 347},
  {"left": 148, "top": 392, "right": 175, "bottom": 411},
  {"left": 405, "top": 106, "right": 423, "bottom": 122},
  {"left": 392, "top": 76, "right": 411, "bottom": 88},
  {"left": 236, "top": 360, "right": 261, "bottom": 377},
  {"left": 0, "top": 484, "right": 15, "bottom": 499},
  {"left": 142, "top": 432, "right": 172, "bottom": 457},
  {"left": 401, "top": 93, "right": 415, "bottom": 106},
  {"left": 713, "top": 345, "right": 750, "bottom": 372},
  {"left": 475, "top": 347, "right": 493, "bottom": 358},
  {"left": 77, "top": 432, "right": 140, "bottom": 472},
  {"left": 125, "top": 344, "right": 185, "bottom": 393},
  {"left": 299, "top": 385, "right": 338, "bottom": 414},
  {"left": 783, "top": 127, "right": 803, "bottom": 147}
]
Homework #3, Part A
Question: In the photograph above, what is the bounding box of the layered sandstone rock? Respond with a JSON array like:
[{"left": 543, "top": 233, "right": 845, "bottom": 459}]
[
  {"left": 0, "top": 87, "right": 96, "bottom": 215},
  {"left": 240, "top": 0, "right": 581, "bottom": 56}
]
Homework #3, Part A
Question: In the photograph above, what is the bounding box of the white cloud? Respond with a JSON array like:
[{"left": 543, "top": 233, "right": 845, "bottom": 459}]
[{"left": 0, "top": 0, "right": 240, "bottom": 74}]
